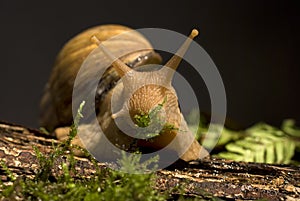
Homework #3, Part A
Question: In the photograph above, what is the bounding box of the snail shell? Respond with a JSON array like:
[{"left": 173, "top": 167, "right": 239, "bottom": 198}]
[
  {"left": 40, "top": 25, "right": 161, "bottom": 131},
  {"left": 40, "top": 24, "right": 209, "bottom": 161}
]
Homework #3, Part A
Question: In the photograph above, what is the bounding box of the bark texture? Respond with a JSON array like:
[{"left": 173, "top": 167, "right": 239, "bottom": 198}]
[{"left": 0, "top": 121, "right": 299, "bottom": 200}]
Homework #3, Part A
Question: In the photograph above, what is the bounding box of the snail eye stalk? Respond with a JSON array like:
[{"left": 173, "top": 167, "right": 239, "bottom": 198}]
[
  {"left": 91, "top": 36, "right": 132, "bottom": 77},
  {"left": 160, "top": 29, "right": 199, "bottom": 83}
]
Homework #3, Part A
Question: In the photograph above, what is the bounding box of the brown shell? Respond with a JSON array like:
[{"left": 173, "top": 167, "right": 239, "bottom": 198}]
[{"left": 40, "top": 24, "right": 162, "bottom": 131}]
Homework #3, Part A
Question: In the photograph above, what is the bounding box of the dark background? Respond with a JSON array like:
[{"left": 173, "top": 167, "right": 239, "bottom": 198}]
[{"left": 0, "top": 0, "right": 299, "bottom": 129}]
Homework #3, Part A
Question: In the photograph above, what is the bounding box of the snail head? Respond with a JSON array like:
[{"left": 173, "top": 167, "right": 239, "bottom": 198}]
[{"left": 91, "top": 29, "right": 199, "bottom": 146}]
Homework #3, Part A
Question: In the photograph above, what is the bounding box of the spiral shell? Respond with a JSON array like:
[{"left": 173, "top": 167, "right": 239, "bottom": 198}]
[{"left": 40, "top": 24, "right": 162, "bottom": 131}]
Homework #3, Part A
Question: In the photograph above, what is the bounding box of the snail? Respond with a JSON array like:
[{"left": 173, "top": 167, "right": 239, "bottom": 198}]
[{"left": 40, "top": 24, "right": 209, "bottom": 162}]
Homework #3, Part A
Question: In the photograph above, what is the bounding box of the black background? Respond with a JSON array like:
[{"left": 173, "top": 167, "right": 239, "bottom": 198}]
[{"left": 0, "top": 0, "right": 299, "bottom": 129}]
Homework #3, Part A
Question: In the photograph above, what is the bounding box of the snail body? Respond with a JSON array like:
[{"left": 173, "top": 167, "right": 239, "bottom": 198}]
[{"left": 40, "top": 24, "right": 208, "bottom": 162}]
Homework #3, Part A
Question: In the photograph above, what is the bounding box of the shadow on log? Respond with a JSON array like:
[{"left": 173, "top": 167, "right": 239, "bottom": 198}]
[{"left": 0, "top": 121, "right": 299, "bottom": 200}]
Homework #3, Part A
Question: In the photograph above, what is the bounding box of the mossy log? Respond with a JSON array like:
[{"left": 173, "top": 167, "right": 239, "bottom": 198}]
[{"left": 0, "top": 121, "right": 299, "bottom": 200}]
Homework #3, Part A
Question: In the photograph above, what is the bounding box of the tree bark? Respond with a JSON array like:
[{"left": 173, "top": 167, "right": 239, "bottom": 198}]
[{"left": 0, "top": 121, "right": 299, "bottom": 200}]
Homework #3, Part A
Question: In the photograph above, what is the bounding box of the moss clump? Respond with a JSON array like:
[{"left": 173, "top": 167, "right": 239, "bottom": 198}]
[
  {"left": 0, "top": 101, "right": 168, "bottom": 201},
  {"left": 134, "top": 97, "right": 178, "bottom": 139}
]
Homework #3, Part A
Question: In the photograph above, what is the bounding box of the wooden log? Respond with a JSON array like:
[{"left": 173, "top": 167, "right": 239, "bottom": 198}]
[{"left": 0, "top": 121, "right": 299, "bottom": 200}]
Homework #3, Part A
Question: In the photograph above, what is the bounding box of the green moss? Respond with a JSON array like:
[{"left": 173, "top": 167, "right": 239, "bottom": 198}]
[
  {"left": 134, "top": 111, "right": 151, "bottom": 128},
  {"left": 0, "top": 101, "right": 168, "bottom": 200},
  {"left": 133, "top": 97, "right": 178, "bottom": 140}
]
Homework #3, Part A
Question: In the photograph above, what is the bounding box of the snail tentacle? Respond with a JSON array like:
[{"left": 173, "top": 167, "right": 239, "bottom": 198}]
[
  {"left": 91, "top": 36, "right": 132, "bottom": 77},
  {"left": 161, "top": 29, "right": 199, "bottom": 83}
]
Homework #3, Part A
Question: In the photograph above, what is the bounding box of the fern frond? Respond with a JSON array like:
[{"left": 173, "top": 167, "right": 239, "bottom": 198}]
[
  {"left": 186, "top": 109, "right": 300, "bottom": 164},
  {"left": 215, "top": 122, "right": 296, "bottom": 164}
]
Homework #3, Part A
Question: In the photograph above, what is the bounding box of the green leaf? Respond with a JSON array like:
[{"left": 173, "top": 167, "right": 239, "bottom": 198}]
[{"left": 214, "top": 121, "right": 297, "bottom": 164}]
